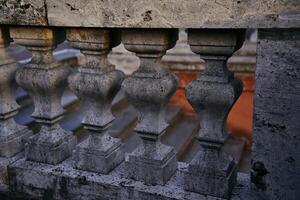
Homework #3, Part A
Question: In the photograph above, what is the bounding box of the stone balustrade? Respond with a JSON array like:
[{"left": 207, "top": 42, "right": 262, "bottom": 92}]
[{"left": 0, "top": 2, "right": 299, "bottom": 200}]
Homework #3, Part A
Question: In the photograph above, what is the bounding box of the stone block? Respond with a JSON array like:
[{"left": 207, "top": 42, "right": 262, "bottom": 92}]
[
  {"left": 74, "top": 134, "right": 124, "bottom": 174},
  {"left": 0, "top": 127, "right": 32, "bottom": 158},
  {"left": 0, "top": 152, "right": 23, "bottom": 193},
  {"left": 25, "top": 133, "right": 76, "bottom": 165},
  {"left": 184, "top": 152, "right": 237, "bottom": 199},
  {"left": 125, "top": 143, "right": 177, "bottom": 185}
]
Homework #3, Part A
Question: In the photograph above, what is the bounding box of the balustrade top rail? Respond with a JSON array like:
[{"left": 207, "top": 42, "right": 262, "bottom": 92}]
[{"left": 0, "top": 0, "right": 300, "bottom": 28}]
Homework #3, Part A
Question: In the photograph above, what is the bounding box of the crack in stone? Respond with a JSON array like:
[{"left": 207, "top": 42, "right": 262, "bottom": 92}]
[{"left": 44, "top": 0, "right": 49, "bottom": 25}]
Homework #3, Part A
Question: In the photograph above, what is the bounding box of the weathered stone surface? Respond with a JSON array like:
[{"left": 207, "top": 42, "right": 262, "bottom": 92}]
[
  {"left": 0, "top": 1, "right": 299, "bottom": 28},
  {"left": 0, "top": 152, "right": 23, "bottom": 193},
  {"left": 0, "top": 0, "right": 47, "bottom": 25},
  {"left": 0, "top": 0, "right": 299, "bottom": 28},
  {"left": 46, "top": 0, "right": 300, "bottom": 28},
  {"left": 67, "top": 28, "right": 125, "bottom": 174},
  {"left": 0, "top": 26, "right": 32, "bottom": 158},
  {"left": 252, "top": 29, "right": 300, "bottom": 200},
  {"left": 8, "top": 158, "right": 254, "bottom": 200},
  {"left": 122, "top": 29, "right": 178, "bottom": 185},
  {"left": 10, "top": 27, "right": 76, "bottom": 165},
  {"left": 0, "top": 26, "right": 32, "bottom": 193},
  {"left": 183, "top": 29, "right": 244, "bottom": 198}
]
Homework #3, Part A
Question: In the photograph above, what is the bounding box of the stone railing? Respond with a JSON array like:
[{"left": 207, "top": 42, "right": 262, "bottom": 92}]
[{"left": 0, "top": 1, "right": 299, "bottom": 200}]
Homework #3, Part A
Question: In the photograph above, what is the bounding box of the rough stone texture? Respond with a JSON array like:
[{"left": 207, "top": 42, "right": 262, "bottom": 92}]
[
  {"left": 0, "top": 27, "right": 32, "bottom": 158},
  {"left": 0, "top": 152, "right": 23, "bottom": 193},
  {"left": 67, "top": 28, "right": 125, "bottom": 174},
  {"left": 252, "top": 29, "right": 300, "bottom": 200},
  {"left": 122, "top": 29, "right": 178, "bottom": 185},
  {"left": 183, "top": 29, "right": 245, "bottom": 198},
  {"left": 43, "top": 0, "right": 300, "bottom": 28},
  {"left": 75, "top": 136, "right": 124, "bottom": 174},
  {"left": 0, "top": 0, "right": 47, "bottom": 25},
  {"left": 0, "top": 0, "right": 299, "bottom": 28},
  {"left": 25, "top": 128, "right": 76, "bottom": 165},
  {"left": 8, "top": 158, "right": 254, "bottom": 200},
  {"left": 10, "top": 27, "right": 76, "bottom": 165},
  {"left": 0, "top": 26, "right": 32, "bottom": 193}
]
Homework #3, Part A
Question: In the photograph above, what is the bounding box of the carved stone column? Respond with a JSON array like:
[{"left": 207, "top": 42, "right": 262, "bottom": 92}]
[
  {"left": 122, "top": 29, "right": 178, "bottom": 185},
  {"left": 184, "top": 29, "right": 245, "bottom": 198},
  {"left": 10, "top": 27, "right": 76, "bottom": 165},
  {"left": 66, "top": 28, "right": 124, "bottom": 174},
  {"left": 0, "top": 27, "right": 32, "bottom": 158}
]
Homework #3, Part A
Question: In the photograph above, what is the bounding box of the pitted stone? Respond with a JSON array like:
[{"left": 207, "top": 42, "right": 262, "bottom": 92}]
[
  {"left": 126, "top": 141, "right": 177, "bottom": 185},
  {"left": 183, "top": 29, "right": 244, "bottom": 198},
  {"left": 44, "top": 0, "right": 300, "bottom": 28},
  {"left": 8, "top": 158, "right": 254, "bottom": 200},
  {"left": 122, "top": 29, "right": 178, "bottom": 185},
  {"left": 25, "top": 130, "right": 77, "bottom": 165},
  {"left": 184, "top": 149, "right": 237, "bottom": 199},
  {"left": 10, "top": 27, "right": 76, "bottom": 165},
  {"left": 67, "top": 28, "right": 125, "bottom": 174},
  {"left": 0, "top": 126, "right": 31, "bottom": 158},
  {"left": 0, "top": 27, "right": 32, "bottom": 158},
  {"left": 252, "top": 29, "right": 300, "bottom": 200},
  {"left": 74, "top": 133, "right": 124, "bottom": 174},
  {"left": 0, "top": 152, "right": 24, "bottom": 193}
]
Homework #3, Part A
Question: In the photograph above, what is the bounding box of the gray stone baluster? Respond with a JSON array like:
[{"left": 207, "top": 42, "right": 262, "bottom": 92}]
[
  {"left": 66, "top": 28, "right": 124, "bottom": 174},
  {"left": 10, "top": 27, "right": 76, "bottom": 165},
  {"left": 122, "top": 29, "right": 178, "bottom": 185},
  {"left": 0, "top": 27, "right": 32, "bottom": 158},
  {"left": 183, "top": 29, "right": 245, "bottom": 198}
]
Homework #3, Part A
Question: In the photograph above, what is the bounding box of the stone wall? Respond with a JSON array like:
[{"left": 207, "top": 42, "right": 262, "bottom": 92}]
[{"left": 252, "top": 29, "right": 300, "bottom": 200}]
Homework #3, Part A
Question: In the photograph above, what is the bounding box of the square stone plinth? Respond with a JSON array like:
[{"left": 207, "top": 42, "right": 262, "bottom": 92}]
[
  {"left": 125, "top": 143, "right": 177, "bottom": 185},
  {"left": 74, "top": 135, "right": 124, "bottom": 174},
  {"left": 0, "top": 128, "right": 32, "bottom": 158},
  {"left": 184, "top": 152, "right": 237, "bottom": 199},
  {"left": 25, "top": 133, "right": 76, "bottom": 165}
]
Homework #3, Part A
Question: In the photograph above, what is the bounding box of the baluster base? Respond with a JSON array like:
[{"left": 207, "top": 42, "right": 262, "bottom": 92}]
[
  {"left": 74, "top": 133, "right": 124, "bottom": 174},
  {"left": 184, "top": 148, "right": 237, "bottom": 199},
  {"left": 0, "top": 127, "right": 32, "bottom": 158},
  {"left": 126, "top": 141, "right": 177, "bottom": 185},
  {"left": 25, "top": 126, "right": 76, "bottom": 165}
]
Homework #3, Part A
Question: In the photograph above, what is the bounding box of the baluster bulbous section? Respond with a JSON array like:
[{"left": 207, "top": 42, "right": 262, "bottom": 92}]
[
  {"left": 10, "top": 27, "right": 76, "bottom": 165},
  {"left": 122, "top": 29, "right": 178, "bottom": 185},
  {"left": 0, "top": 27, "right": 32, "bottom": 158},
  {"left": 67, "top": 28, "right": 124, "bottom": 174},
  {"left": 183, "top": 29, "right": 245, "bottom": 198}
]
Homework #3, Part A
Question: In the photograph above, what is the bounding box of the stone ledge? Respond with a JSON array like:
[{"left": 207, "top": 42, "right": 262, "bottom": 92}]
[
  {"left": 0, "top": 0, "right": 299, "bottom": 28},
  {"left": 8, "top": 158, "right": 253, "bottom": 200}
]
